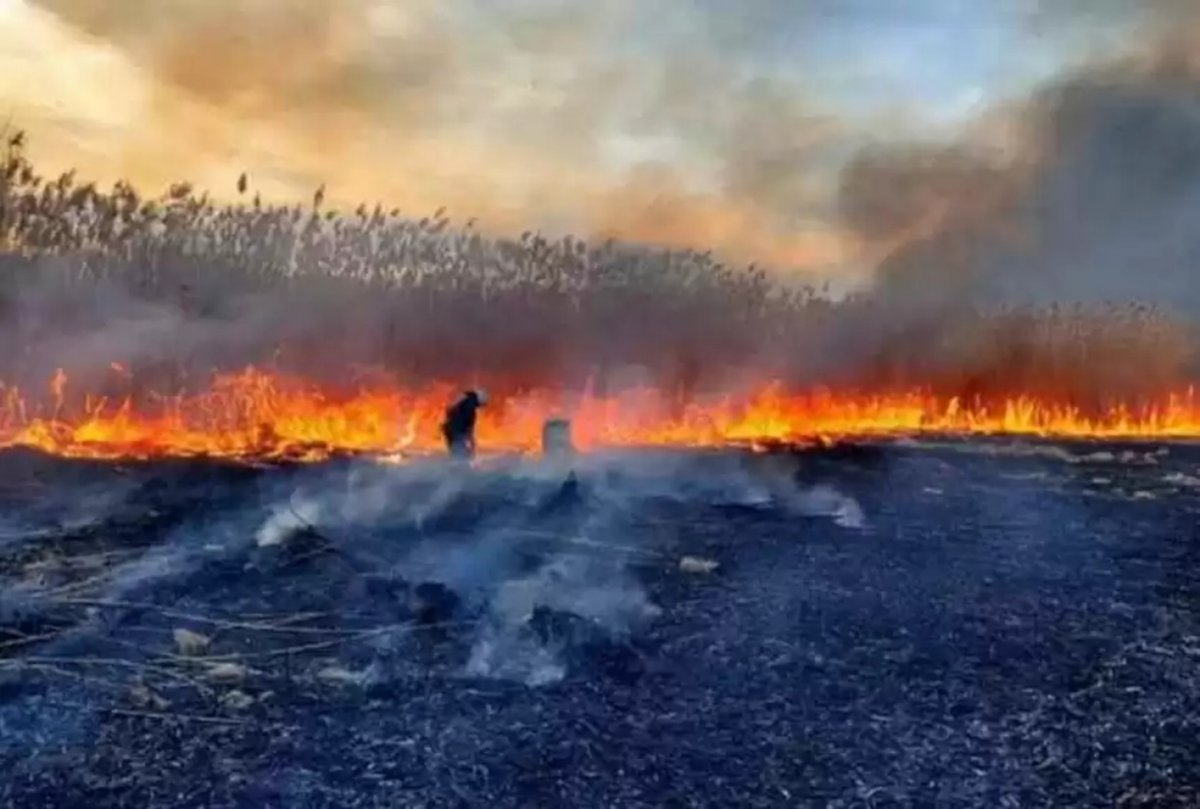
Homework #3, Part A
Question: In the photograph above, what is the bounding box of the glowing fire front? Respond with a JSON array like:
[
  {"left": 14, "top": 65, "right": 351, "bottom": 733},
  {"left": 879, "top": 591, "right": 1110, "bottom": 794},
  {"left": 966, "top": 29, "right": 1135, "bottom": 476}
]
[{"left": 1, "top": 368, "right": 1198, "bottom": 462}]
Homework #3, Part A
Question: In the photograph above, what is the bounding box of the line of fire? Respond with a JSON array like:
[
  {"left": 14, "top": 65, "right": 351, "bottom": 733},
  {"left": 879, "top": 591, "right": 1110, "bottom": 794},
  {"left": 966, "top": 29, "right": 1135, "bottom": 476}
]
[
  {"left": 1, "top": 367, "right": 1197, "bottom": 462},
  {"left": 3, "top": 134, "right": 1200, "bottom": 464}
]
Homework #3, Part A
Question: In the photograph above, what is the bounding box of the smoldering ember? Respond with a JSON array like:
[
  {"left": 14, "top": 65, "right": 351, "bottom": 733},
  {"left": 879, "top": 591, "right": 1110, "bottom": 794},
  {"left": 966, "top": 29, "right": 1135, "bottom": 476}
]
[{"left": 3, "top": 3, "right": 1200, "bottom": 806}]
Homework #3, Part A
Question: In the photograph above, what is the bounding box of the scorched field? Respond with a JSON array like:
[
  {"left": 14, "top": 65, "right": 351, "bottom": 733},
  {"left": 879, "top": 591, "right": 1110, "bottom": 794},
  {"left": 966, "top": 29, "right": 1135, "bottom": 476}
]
[{"left": 1, "top": 440, "right": 1198, "bottom": 808}]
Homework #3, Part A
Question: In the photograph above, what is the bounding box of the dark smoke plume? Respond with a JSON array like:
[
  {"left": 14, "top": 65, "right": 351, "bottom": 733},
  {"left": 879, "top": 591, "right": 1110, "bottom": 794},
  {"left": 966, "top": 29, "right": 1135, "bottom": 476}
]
[{"left": 837, "top": 32, "right": 1200, "bottom": 399}]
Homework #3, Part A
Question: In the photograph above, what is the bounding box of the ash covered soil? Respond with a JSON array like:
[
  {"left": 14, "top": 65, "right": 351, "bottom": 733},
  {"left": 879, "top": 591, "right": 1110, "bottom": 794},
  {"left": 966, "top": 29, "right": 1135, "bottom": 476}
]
[{"left": 1, "top": 441, "right": 1199, "bottom": 808}]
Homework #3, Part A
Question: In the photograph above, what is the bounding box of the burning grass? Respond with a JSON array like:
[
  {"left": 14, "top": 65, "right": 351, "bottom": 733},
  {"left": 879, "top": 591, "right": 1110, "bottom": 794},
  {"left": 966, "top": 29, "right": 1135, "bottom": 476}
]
[
  {"left": 1, "top": 132, "right": 1199, "bottom": 460},
  {"left": 0, "top": 367, "right": 1198, "bottom": 462}
]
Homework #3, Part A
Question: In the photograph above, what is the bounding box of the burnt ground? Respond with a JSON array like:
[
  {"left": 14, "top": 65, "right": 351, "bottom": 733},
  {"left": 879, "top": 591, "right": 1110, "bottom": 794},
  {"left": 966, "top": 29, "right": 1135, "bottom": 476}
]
[{"left": 0, "top": 440, "right": 1198, "bottom": 808}]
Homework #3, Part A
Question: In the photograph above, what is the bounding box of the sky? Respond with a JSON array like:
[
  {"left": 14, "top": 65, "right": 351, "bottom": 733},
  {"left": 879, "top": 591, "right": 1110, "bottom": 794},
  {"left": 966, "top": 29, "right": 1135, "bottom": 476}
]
[{"left": 0, "top": 0, "right": 1182, "bottom": 285}]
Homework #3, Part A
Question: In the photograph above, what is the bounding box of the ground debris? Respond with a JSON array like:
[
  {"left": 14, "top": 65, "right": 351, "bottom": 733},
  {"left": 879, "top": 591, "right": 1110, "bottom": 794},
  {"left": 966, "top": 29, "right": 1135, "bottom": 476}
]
[
  {"left": 172, "top": 628, "right": 211, "bottom": 656},
  {"left": 315, "top": 665, "right": 364, "bottom": 687},
  {"left": 128, "top": 682, "right": 170, "bottom": 711},
  {"left": 679, "top": 556, "right": 720, "bottom": 574},
  {"left": 205, "top": 662, "right": 250, "bottom": 683},
  {"left": 219, "top": 690, "right": 255, "bottom": 711},
  {"left": 1163, "top": 471, "right": 1200, "bottom": 488}
]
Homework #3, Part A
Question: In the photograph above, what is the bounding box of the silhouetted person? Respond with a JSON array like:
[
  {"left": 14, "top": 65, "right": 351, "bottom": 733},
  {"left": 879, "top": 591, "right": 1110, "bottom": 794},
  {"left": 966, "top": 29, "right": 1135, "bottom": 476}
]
[{"left": 441, "top": 389, "right": 487, "bottom": 459}]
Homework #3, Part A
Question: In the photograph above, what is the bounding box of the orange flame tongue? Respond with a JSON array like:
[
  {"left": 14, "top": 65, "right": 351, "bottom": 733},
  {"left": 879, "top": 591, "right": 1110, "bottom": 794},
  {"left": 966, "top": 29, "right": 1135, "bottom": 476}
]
[{"left": 0, "top": 368, "right": 1198, "bottom": 462}]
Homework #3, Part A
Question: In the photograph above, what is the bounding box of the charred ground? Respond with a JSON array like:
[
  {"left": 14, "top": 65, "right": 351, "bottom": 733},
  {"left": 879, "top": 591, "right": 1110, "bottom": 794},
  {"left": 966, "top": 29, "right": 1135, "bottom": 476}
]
[{"left": 0, "top": 442, "right": 1199, "bottom": 808}]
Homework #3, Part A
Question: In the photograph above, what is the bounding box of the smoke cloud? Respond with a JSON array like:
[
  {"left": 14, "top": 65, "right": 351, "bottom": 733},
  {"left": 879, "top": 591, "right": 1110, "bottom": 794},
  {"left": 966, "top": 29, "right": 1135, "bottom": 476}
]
[
  {"left": 827, "top": 19, "right": 1200, "bottom": 394},
  {"left": 846, "top": 22, "right": 1200, "bottom": 316},
  {"left": 9, "top": 0, "right": 1200, "bottom": 289},
  {"left": 9, "top": 0, "right": 856, "bottom": 276}
]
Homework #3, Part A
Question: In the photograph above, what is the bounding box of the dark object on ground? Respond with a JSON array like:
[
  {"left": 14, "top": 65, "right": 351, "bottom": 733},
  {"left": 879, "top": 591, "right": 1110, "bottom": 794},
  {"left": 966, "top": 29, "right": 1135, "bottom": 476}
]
[
  {"left": 359, "top": 572, "right": 412, "bottom": 619},
  {"left": 410, "top": 582, "right": 461, "bottom": 624},
  {"left": 538, "top": 471, "right": 583, "bottom": 515},
  {"left": 441, "top": 389, "right": 486, "bottom": 459},
  {"left": 362, "top": 573, "right": 407, "bottom": 601},
  {"left": 528, "top": 605, "right": 646, "bottom": 684}
]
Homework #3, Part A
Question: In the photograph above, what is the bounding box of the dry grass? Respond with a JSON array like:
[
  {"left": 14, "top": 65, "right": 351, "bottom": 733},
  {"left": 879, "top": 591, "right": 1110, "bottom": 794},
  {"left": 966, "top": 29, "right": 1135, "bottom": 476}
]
[{"left": 0, "top": 133, "right": 1195, "bottom": 410}]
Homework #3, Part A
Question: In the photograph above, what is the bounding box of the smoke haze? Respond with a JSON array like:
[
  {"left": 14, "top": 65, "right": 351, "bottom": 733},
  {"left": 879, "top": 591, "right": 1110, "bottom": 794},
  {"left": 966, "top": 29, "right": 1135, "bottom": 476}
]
[
  {"left": 847, "top": 30, "right": 1200, "bottom": 315},
  {"left": 6, "top": 0, "right": 857, "bottom": 278},
  {"left": 3, "top": 0, "right": 1193, "bottom": 286},
  {"left": 1, "top": 1, "right": 1199, "bottom": 409}
]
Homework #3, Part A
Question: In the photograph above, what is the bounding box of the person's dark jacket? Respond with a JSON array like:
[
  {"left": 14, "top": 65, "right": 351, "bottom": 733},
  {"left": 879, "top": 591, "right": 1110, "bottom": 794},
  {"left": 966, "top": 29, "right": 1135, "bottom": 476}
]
[{"left": 442, "top": 391, "right": 482, "bottom": 457}]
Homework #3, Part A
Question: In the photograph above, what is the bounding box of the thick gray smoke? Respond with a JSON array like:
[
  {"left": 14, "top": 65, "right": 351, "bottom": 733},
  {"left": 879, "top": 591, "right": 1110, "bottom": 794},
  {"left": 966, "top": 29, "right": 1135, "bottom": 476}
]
[
  {"left": 846, "top": 38, "right": 1200, "bottom": 318},
  {"left": 831, "top": 34, "right": 1200, "bottom": 395}
]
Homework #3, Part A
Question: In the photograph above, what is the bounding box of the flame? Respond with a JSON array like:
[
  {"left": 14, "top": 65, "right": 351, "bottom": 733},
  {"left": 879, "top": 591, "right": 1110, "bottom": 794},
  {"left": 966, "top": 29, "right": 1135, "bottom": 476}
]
[{"left": 0, "top": 367, "right": 1197, "bottom": 462}]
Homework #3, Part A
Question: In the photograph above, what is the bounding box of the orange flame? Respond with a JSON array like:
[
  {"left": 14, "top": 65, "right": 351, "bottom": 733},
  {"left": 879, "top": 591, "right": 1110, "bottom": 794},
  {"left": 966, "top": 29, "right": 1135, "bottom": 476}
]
[{"left": 0, "top": 367, "right": 1198, "bottom": 462}]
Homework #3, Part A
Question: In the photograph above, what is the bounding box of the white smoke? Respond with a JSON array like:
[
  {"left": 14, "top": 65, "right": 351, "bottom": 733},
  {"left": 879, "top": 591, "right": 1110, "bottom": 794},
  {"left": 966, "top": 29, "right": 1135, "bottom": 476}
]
[
  {"left": 465, "top": 553, "right": 660, "bottom": 687},
  {"left": 255, "top": 496, "right": 323, "bottom": 547},
  {"left": 785, "top": 484, "right": 866, "bottom": 530}
]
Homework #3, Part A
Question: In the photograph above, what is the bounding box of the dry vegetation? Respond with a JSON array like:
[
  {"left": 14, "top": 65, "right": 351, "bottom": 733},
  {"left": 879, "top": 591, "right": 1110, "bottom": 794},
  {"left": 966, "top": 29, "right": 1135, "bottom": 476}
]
[{"left": 0, "top": 133, "right": 1195, "bottom": 410}]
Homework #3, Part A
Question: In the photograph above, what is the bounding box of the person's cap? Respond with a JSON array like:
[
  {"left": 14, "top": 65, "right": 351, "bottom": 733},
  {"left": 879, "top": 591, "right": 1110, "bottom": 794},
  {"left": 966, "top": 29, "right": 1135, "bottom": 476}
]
[{"left": 473, "top": 388, "right": 489, "bottom": 405}]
